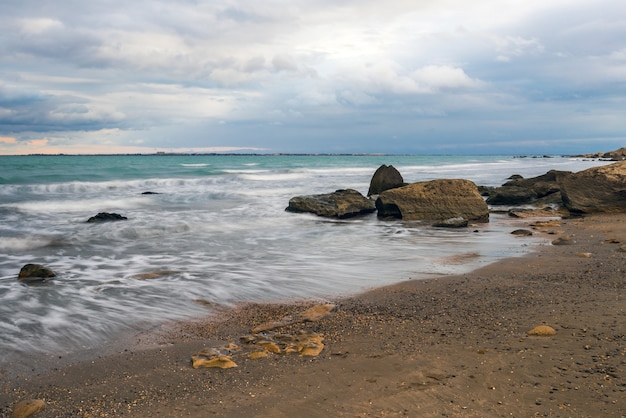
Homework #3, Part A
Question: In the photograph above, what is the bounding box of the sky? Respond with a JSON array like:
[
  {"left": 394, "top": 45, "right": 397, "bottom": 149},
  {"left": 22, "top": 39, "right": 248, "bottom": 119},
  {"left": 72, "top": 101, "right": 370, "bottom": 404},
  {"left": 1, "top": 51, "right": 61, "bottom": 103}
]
[{"left": 0, "top": 0, "right": 625, "bottom": 155}]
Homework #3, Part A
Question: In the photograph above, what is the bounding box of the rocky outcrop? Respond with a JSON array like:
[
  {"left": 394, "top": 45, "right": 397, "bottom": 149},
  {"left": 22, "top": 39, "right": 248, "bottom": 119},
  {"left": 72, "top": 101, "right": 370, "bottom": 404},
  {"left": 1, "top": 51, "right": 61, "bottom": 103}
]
[
  {"left": 367, "top": 165, "right": 405, "bottom": 196},
  {"left": 18, "top": 264, "right": 56, "bottom": 283},
  {"left": 375, "top": 179, "right": 489, "bottom": 222},
  {"left": 573, "top": 147, "right": 626, "bottom": 161},
  {"left": 486, "top": 170, "right": 569, "bottom": 206},
  {"left": 86, "top": 212, "right": 128, "bottom": 223},
  {"left": 286, "top": 189, "right": 376, "bottom": 218},
  {"left": 559, "top": 161, "right": 626, "bottom": 214}
]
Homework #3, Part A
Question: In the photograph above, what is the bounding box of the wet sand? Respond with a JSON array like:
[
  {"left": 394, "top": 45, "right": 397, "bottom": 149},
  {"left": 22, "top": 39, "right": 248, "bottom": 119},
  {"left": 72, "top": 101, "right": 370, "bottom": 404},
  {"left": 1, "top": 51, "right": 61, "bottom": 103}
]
[{"left": 1, "top": 213, "right": 625, "bottom": 417}]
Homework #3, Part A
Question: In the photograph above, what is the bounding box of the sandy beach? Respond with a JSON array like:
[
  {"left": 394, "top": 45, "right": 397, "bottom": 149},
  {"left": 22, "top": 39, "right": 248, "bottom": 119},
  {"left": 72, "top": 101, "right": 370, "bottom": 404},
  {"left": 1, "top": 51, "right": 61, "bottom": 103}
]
[{"left": 1, "top": 213, "right": 625, "bottom": 417}]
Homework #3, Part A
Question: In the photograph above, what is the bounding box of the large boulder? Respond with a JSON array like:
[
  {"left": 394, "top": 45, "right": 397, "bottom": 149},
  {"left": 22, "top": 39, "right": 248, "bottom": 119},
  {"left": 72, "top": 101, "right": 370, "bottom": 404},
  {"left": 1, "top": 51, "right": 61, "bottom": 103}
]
[
  {"left": 375, "top": 179, "right": 489, "bottom": 222},
  {"left": 286, "top": 189, "right": 376, "bottom": 218},
  {"left": 559, "top": 161, "right": 626, "bottom": 214},
  {"left": 367, "top": 165, "right": 405, "bottom": 196},
  {"left": 18, "top": 264, "right": 56, "bottom": 283}
]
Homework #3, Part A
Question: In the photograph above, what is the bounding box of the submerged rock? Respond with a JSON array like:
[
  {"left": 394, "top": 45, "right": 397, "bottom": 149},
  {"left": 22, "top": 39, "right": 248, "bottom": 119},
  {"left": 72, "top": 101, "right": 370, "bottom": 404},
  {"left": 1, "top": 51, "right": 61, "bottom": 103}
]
[
  {"left": 286, "top": 189, "right": 375, "bottom": 218},
  {"left": 86, "top": 212, "right": 128, "bottom": 223},
  {"left": 433, "top": 217, "right": 469, "bottom": 228},
  {"left": 18, "top": 264, "right": 56, "bottom": 283}
]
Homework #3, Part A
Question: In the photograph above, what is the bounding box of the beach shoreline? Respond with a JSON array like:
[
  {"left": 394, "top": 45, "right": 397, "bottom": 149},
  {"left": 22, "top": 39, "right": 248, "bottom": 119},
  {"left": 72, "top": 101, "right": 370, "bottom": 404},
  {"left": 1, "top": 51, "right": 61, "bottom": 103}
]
[{"left": 1, "top": 213, "right": 625, "bottom": 417}]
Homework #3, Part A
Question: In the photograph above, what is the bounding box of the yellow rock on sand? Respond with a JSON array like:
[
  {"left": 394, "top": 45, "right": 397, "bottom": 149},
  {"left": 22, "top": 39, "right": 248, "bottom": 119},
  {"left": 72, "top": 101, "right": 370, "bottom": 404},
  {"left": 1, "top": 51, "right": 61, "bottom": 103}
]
[
  {"left": 248, "top": 351, "right": 269, "bottom": 359},
  {"left": 191, "top": 355, "right": 238, "bottom": 369},
  {"left": 12, "top": 399, "right": 45, "bottom": 418},
  {"left": 528, "top": 325, "right": 556, "bottom": 336},
  {"left": 257, "top": 340, "right": 282, "bottom": 354},
  {"left": 298, "top": 303, "right": 336, "bottom": 322}
]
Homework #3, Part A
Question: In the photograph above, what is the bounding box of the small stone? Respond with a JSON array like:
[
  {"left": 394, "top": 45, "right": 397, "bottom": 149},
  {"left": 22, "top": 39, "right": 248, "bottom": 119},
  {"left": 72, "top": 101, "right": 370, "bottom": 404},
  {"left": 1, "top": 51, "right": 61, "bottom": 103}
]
[
  {"left": 248, "top": 351, "right": 269, "bottom": 359},
  {"left": 576, "top": 252, "right": 592, "bottom": 258},
  {"left": 511, "top": 229, "right": 533, "bottom": 236},
  {"left": 552, "top": 236, "right": 573, "bottom": 245},
  {"left": 12, "top": 399, "right": 45, "bottom": 418},
  {"left": 528, "top": 325, "right": 556, "bottom": 336}
]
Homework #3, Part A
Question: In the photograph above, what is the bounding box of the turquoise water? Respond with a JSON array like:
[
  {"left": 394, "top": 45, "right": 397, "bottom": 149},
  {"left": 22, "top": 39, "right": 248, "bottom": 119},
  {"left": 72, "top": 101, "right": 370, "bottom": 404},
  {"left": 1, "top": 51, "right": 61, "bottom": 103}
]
[{"left": 0, "top": 154, "right": 610, "bottom": 361}]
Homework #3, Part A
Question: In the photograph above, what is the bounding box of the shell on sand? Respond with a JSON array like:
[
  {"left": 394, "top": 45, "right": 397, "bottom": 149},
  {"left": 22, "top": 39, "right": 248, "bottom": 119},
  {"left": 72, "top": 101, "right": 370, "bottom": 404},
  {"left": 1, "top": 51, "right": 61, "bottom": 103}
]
[
  {"left": 12, "top": 399, "right": 46, "bottom": 418},
  {"left": 528, "top": 325, "right": 556, "bottom": 336}
]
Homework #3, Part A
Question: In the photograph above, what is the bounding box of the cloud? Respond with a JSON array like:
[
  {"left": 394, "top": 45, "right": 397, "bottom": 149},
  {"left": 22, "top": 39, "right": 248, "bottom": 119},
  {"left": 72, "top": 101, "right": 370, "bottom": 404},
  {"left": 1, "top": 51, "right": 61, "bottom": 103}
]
[{"left": 0, "top": 0, "right": 625, "bottom": 155}]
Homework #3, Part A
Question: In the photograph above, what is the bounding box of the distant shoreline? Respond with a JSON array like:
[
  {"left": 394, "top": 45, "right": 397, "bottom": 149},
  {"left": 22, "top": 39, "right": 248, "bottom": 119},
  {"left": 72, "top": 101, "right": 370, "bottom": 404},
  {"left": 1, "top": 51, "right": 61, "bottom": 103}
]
[{"left": 0, "top": 152, "right": 611, "bottom": 158}]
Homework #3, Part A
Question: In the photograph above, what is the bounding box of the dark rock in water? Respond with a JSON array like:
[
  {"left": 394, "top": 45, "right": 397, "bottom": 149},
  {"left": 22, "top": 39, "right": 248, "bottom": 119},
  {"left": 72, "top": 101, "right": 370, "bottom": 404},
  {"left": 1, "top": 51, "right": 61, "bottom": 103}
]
[
  {"left": 559, "top": 161, "right": 626, "bottom": 214},
  {"left": 86, "top": 212, "right": 128, "bottom": 223},
  {"left": 511, "top": 229, "right": 533, "bottom": 236},
  {"left": 367, "top": 165, "right": 405, "bottom": 196},
  {"left": 433, "top": 217, "right": 469, "bottom": 228},
  {"left": 376, "top": 179, "right": 489, "bottom": 222},
  {"left": 286, "top": 189, "right": 376, "bottom": 219},
  {"left": 141, "top": 191, "right": 160, "bottom": 195},
  {"left": 18, "top": 264, "right": 56, "bottom": 283},
  {"left": 477, "top": 185, "right": 494, "bottom": 197},
  {"left": 486, "top": 170, "right": 570, "bottom": 206}
]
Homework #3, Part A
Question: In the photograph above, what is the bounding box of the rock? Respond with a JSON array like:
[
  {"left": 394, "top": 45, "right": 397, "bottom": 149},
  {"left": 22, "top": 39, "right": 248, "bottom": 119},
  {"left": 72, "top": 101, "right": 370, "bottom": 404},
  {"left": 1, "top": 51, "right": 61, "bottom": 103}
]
[
  {"left": 367, "top": 164, "right": 405, "bottom": 196},
  {"left": 18, "top": 264, "right": 56, "bottom": 283},
  {"left": 433, "top": 217, "right": 469, "bottom": 228},
  {"left": 552, "top": 236, "right": 573, "bottom": 245},
  {"left": 11, "top": 399, "right": 45, "bottom": 418},
  {"left": 86, "top": 212, "right": 128, "bottom": 223},
  {"left": 487, "top": 170, "right": 570, "bottom": 206},
  {"left": 286, "top": 189, "right": 375, "bottom": 218},
  {"left": 191, "top": 355, "right": 238, "bottom": 369},
  {"left": 528, "top": 325, "right": 556, "bottom": 336},
  {"left": 559, "top": 161, "right": 626, "bottom": 214},
  {"left": 485, "top": 186, "right": 538, "bottom": 205},
  {"left": 132, "top": 270, "right": 178, "bottom": 280},
  {"left": 573, "top": 147, "right": 626, "bottom": 161},
  {"left": 375, "top": 179, "right": 489, "bottom": 222},
  {"left": 511, "top": 229, "right": 533, "bottom": 236},
  {"left": 508, "top": 208, "right": 560, "bottom": 218},
  {"left": 191, "top": 345, "right": 240, "bottom": 369}
]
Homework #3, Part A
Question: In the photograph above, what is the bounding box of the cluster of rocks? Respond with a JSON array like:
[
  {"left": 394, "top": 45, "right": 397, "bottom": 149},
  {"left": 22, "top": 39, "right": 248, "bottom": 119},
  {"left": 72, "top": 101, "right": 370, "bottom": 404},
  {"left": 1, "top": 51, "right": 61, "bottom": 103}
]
[
  {"left": 482, "top": 160, "right": 626, "bottom": 215},
  {"left": 286, "top": 159, "right": 626, "bottom": 223},
  {"left": 571, "top": 147, "right": 626, "bottom": 161},
  {"left": 287, "top": 164, "right": 489, "bottom": 226}
]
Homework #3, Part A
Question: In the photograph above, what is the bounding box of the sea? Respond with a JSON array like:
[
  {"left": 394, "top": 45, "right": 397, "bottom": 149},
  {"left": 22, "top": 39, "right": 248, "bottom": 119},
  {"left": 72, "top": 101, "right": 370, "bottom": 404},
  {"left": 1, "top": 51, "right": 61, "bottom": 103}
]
[{"left": 0, "top": 154, "right": 611, "bottom": 364}]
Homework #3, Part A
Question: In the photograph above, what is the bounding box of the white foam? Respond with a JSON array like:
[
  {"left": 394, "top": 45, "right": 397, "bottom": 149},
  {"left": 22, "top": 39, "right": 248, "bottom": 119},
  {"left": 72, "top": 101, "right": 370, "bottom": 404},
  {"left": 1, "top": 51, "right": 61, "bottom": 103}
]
[{"left": 0, "top": 236, "right": 54, "bottom": 251}]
